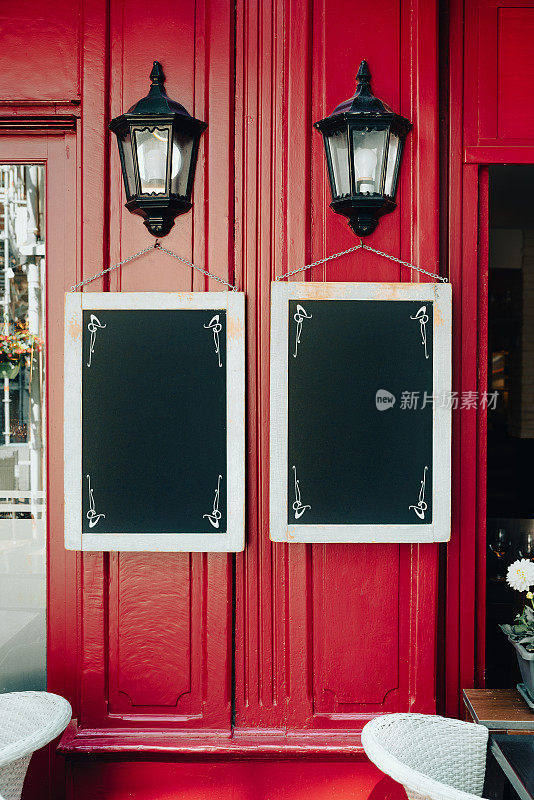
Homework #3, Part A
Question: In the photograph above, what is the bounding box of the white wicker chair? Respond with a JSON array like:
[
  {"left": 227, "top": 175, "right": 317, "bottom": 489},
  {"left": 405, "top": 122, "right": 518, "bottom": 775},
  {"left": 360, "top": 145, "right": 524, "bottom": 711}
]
[
  {"left": 361, "top": 713, "right": 489, "bottom": 800},
  {"left": 0, "top": 692, "right": 72, "bottom": 800}
]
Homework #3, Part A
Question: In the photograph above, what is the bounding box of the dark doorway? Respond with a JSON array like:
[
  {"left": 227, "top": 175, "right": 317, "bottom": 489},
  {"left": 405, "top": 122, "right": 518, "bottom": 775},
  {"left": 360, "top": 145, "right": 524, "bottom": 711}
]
[{"left": 486, "top": 165, "right": 534, "bottom": 687}]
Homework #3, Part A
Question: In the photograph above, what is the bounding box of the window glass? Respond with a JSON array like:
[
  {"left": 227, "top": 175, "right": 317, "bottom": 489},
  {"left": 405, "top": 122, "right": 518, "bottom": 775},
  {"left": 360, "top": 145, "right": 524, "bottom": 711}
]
[{"left": 0, "top": 164, "right": 46, "bottom": 692}]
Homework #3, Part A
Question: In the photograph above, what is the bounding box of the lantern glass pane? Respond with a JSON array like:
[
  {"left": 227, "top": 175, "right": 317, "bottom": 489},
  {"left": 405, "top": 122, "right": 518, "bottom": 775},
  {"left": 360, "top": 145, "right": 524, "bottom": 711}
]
[
  {"left": 325, "top": 129, "right": 350, "bottom": 198},
  {"left": 170, "top": 130, "right": 195, "bottom": 198},
  {"left": 120, "top": 132, "right": 136, "bottom": 198},
  {"left": 384, "top": 133, "right": 400, "bottom": 197},
  {"left": 351, "top": 128, "right": 387, "bottom": 194},
  {"left": 134, "top": 127, "right": 170, "bottom": 195}
]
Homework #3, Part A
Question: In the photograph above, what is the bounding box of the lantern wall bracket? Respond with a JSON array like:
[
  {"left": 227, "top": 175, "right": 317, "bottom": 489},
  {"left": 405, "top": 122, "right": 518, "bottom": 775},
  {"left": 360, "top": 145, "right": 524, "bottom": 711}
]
[
  {"left": 275, "top": 240, "right": 448, "bottom": 284},
  {"left": 68, "top": 241, "right": 238, "bottom": 293}
]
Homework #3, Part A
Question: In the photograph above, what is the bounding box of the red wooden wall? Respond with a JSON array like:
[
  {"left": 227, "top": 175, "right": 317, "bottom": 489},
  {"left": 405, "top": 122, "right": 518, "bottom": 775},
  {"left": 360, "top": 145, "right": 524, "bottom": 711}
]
[
  {"left": 0, "top": 0, "right": 486, "bottom": 798},
  {"left": 442, "top": 0, "right": 534, "bottom": 718}
]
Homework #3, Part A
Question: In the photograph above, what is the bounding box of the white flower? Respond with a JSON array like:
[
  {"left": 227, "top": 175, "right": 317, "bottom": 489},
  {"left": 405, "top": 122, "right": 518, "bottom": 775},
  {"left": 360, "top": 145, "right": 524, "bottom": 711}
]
[{"left": 507, "top": 559, "right": 534, "bottom": 592}]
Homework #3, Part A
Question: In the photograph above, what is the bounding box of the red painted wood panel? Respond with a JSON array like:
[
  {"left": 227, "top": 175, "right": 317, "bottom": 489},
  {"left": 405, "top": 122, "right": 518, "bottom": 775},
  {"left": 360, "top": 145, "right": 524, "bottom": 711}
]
[
  {"left": 234, "top": 0, "right": 440, "bottom": 732},
  {"left": 0, "top": 1, "right": 81, "bottom": 103},
  {"left": 75, "top": 0, "right": 235, "bottom": 731},
  {"left": 312, "top": 545, "right": 400, "bottom": 711},
  {"left": 497, "top": 10, "right": 534, "bottom": 138},
  {"left": 108, "top": 554, "right": 193, "bottom": 712},
  {"left": 464, "top": 1, "right": 534, "bottom": 149},
  {"left": 66, "top": 759, "right": 405, "bottom": 800}
]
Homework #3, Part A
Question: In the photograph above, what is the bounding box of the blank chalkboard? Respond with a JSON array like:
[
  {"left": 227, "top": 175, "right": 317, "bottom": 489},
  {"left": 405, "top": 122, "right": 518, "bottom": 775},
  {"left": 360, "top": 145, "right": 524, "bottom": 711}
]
[
  {"left": 65, "top": 292, "right": 245, "bottom": 552},
  {"left": 270, "top": 282, "right": 451, "bottom": 543}
]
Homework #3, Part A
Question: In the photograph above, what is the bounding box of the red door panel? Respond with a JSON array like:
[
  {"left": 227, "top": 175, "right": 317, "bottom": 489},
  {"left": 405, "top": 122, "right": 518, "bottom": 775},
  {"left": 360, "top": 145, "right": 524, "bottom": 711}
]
[
  {"left": 465, "top": 1, "right": 534, "bottom": 150},
  {"left": 234, "top": 0, "right": 440, "bottom": 731},
  {"left": 0, "top": 0, "right": 81, "bottom": 102},
  {"left": 108, "top": 554, "right": 194, "bottom": 714},
  {"left": 312, "top": 545, "right": 400, "bottom": 712}
]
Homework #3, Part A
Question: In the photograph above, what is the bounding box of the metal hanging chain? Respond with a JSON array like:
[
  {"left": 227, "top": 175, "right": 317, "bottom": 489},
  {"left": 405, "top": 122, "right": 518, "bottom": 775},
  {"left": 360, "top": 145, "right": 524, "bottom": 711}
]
[
  {"left": 276, "top": 239, "right": 448, "bottom": 283},
  {"left": 69, "top": 241, "right": 238, "bottom": 292},
  {"left": 70, "top": 237, "right": 446, "bottom": 291}
]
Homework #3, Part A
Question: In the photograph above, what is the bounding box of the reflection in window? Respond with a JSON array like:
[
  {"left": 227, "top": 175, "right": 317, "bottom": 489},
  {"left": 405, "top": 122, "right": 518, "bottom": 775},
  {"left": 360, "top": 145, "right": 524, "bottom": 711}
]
[{"left": 0, "top": 165, "right": 46, "bottom": 692}]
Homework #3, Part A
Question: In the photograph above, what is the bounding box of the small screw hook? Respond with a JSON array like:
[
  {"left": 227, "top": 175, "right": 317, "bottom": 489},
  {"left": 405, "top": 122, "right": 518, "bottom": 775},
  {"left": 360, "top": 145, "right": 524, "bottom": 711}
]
[
  {"left": 357, "top": 237, "right": 364, "bottom": 248},
  {"left": 154, "top": 239, "right": 161, "bottom": 249}
]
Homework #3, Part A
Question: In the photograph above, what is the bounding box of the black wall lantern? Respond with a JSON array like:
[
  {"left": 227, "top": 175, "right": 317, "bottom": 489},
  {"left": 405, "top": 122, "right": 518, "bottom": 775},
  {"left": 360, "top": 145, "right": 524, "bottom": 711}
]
[
  {"left": 109, "top": 61, "right": 207, "bottom": 237},
  {"left": 314, "top": 60, "right": 412, "bottom": 237}
]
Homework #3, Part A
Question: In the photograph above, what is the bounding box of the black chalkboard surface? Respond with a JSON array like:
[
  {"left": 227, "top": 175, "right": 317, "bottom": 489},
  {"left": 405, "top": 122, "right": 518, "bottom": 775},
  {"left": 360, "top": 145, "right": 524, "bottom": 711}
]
[
  {"left": 82, "top": 309, "right": 227, "bottom": 534},
  {"left": 288, "top": 300, "right": 433, "bottom": 525},
  {"left": 65, "top": 293, "right": 245, "bottom": 552},
  {"left": 270, "top": 283, "right": 451, "bottom": 543}
]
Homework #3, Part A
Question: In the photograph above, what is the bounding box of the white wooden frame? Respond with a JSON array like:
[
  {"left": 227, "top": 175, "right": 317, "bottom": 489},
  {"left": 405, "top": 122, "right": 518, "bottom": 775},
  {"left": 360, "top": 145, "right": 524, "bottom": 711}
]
[
  {"left": 270, "top": 282, "right": 452, "bottom": 543},
  {"left": 64, "top": 292, "right": 245, "bottom": 552}
]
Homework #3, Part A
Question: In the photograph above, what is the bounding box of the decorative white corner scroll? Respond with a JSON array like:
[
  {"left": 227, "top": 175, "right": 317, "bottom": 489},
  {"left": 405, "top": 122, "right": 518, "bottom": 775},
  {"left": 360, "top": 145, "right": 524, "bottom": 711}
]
[
  {"left": 204, "top": 314, "right": 223, "bottom": 367},
  {"left": 86, "top": 474, "right": 105, "bottom": 528},
  {"left": 409, "top": 465, "right": 428, "bottom": 520},
  {"left": 292, "top": 465, "right": 311, "bottom": 520},
  {"left": 86, "top": 314, "right": 106, "bottom": 368},
  {"left": 293, "top": 304, "right": 312, "bottom": 358},
  {"left": 410, "top": 305, "right": 429, "bottom": 359},
  {"left": 203, "top": 474, "right": 223, "bottom": 529}
]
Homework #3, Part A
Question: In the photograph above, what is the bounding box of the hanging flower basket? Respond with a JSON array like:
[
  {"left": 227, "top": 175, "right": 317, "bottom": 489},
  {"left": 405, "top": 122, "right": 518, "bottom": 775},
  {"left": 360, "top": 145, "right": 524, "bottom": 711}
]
[
  {"left": 0, "top": 324, "right": 42, "bottom": 380},
  {"left": 0, "top": 360, "right": 20, "bottom": 380}
]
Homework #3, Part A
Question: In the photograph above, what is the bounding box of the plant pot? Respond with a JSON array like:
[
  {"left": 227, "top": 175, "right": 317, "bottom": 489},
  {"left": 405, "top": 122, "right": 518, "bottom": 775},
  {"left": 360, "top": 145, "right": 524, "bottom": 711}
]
[
  {"left": 507, "top": 636, "right": 534, "bottom": 698},
  {"left": 0, "top": 361, "right": 20, "bottom": 380}
]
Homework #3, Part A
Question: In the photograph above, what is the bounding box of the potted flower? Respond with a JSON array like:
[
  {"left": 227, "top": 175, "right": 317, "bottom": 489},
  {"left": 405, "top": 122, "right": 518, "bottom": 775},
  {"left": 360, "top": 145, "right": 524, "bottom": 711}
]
[
  {"left": 500, "top": 558, "right": 534, "bottom": 704},
  {"left": 0, "top": 323, "right": 43, "bottom": 380}
]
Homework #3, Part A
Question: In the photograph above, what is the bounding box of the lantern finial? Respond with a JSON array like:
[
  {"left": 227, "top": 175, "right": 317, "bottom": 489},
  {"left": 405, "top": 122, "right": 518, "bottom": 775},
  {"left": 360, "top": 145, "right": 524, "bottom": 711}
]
[
  {"left": 150, "top": 61, "right": 165, "bottom": 87},
  {"left": 356, "top": 60, "right": 372, "bottom": 87},
  {"left": 347, "top": 60, "right": 391, "bottom": 113},
  {"left": 146, "top": 61, "right": 169, "bottom": 105},
  {"left": 328, "top": 60, "right": 392, "bottom": 115}
]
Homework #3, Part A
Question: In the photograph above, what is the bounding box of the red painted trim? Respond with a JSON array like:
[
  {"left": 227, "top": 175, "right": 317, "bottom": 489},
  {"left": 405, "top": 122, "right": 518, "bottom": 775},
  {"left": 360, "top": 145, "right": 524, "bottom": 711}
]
[
  {"left": 0, "top": 117, "right": 77, "bottom": 132},
  {"left": 58, "top": 721, "right": 368, "bottom": 759},
  {"left": 476, "top": 167, "right": 489, "bottom": 688},
  {"left": 444, "top": 0, "right": 465, "bottom": 718},
  {"left": 459, "top": 164, "right": 480, "bottom": 697},
  {"left": 465, "top": 146, "right": 534, "bottom": 163}
]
